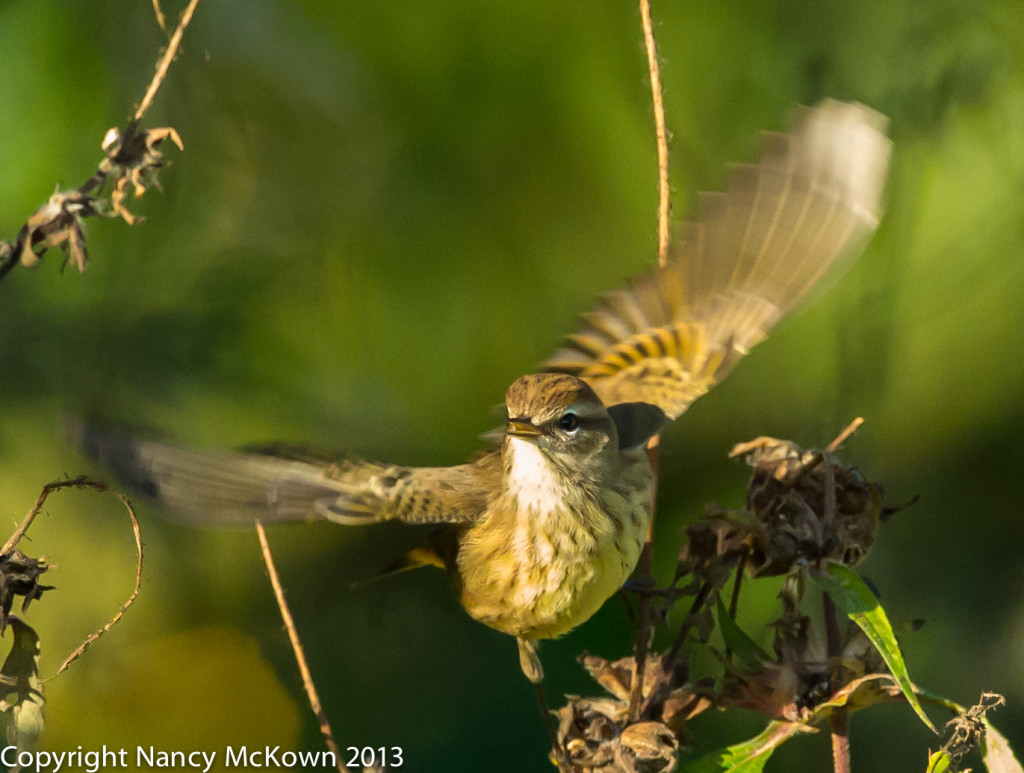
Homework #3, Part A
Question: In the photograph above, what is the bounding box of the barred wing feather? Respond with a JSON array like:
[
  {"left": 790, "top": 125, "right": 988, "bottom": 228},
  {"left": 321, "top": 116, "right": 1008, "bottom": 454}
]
[
  {"left": 72, "top": 421, "right": 497, "bottom": 527},
  {"left": 545, "top": 100, "right": 891, "bottom": 420}
]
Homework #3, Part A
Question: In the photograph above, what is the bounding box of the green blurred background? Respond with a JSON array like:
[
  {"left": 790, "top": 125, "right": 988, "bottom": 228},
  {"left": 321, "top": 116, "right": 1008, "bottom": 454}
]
[{"left": 1, "top": 0, "right": 1022, "bottom": 770}]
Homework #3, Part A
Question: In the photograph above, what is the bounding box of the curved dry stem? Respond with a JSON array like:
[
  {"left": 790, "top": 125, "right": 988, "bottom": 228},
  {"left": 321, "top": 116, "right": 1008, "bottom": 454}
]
[{"left": 46, "top": 487, "right": 144, "bottom": 681}]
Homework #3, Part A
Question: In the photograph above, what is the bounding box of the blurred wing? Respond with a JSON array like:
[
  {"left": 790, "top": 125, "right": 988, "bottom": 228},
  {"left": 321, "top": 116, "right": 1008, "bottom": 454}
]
[
  {"left": 73, "top": 421, "right": 496, "bottom": 527},
  {"left": 545, "top": 99, "right": 891, "bottom": 419}
]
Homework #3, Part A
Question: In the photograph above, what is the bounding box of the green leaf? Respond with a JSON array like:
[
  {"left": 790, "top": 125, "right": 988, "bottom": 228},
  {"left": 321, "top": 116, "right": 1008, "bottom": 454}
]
[
  {"left": 926, "top": 750, "right": 952, "bottom": 773},
  {"left": 810, "top": 561, "right": 936, "bottom": 733},
  {"left": 916, "top": 689, "right": 965, "bottom": 715},
  {"left": 685, "top": 721, "right": 815, "bottom": 773},
  {"left": 982, "top": 718, "right": 1023, "bottom": 773},
  {"left": 716, "top": 596, "right": 772, "bottom": 671}
]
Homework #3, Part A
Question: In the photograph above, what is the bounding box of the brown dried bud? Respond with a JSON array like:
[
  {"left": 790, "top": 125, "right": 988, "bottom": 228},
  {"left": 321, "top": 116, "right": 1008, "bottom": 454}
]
[{"left": 733, "top": 438, "right": 883, "bottom": 575}]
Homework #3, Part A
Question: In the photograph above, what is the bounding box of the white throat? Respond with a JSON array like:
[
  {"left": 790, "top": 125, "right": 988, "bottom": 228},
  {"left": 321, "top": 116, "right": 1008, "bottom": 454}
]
[{"left": 506, "top": 437, "right": 565, "bottom": 517}]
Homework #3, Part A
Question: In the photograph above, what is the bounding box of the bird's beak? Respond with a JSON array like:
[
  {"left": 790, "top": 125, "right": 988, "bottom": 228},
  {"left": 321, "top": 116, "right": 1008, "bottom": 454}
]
[{"left": 507, "top": 420, "right": 543, "bottom": 439}]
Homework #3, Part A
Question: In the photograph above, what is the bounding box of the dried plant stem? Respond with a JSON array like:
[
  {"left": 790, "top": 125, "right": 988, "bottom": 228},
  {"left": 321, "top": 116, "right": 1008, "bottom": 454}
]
[
  {"left": 821, "top": 451, "right": 841, "bottom": 664},
  {"left": 830, "top": 709, "right": 851, "bottom": 773},
  {"left": 533, "top": 684, "right": 565, "bottom": 769},
  {"left": 0, "top": 0, "right": 195, "bottom": 283},
  {"left": 0, "top": 476, "right": 145, "bottom": 681},
  {"left": 728, "top": 550, "right": 746, "bottom": 619},
  {"left": 627, "top": 0, "right": 672, "bottom": 721},
  {"left": 255, "top": 522, "right": 349, "bottom": 773},
  {"left": 135, "top": 0, "right": 201, "bottom": 122},
  {"left": 627, "top": 440, "right": 658, "bottom": 720},
  {"left": 639, "top": 0, "right": 671, "bottom": 267},
  {"left": 4, "top": 476, "right": 108, "bottom": 554},
  {"left": 2, "top": 481, "right": 61, "bottom": 555},
  {"left": 151, "top": 0, "right": 168, "bottom": 33},
  {"left": 662, "top": 579, "right": 711, "bottom": 672},
  {"left": 48, "top": 489, "right": 143, "bottom": 680},
  {"left": 819, "top": 452, "right": 850, "bottom": 773},
  {"left": 789, "top": 417, "right": 866, "bottom": 487},
  {"left": 724, "top": 550, "right": 747, "bottom": 663},
  {"left": 827, "top": 417, "right": 864, "bottom": 453}
]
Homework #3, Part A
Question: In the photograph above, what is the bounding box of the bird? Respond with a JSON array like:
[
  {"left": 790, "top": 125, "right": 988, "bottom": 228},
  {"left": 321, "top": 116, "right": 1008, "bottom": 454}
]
[{"left": 75, "top": 99, "right": 890, "bottom": 689}]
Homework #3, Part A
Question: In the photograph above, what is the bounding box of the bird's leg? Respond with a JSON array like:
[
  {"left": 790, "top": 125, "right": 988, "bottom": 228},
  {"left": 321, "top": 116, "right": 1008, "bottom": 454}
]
[
  {"left": 517, "top": 636, "right": 544, "bottom": 683},
  {"left": 517, "top": 637, "right": 565, "bottom": 764}
]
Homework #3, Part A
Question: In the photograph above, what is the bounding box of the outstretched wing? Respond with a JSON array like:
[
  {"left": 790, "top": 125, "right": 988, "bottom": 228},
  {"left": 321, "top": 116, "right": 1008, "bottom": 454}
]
[
  {"left": 72, "top": 421, "right": 498, "bottom": 527},
  {"left": 545, "top": 99, "right": 891, "bottom": 420}
]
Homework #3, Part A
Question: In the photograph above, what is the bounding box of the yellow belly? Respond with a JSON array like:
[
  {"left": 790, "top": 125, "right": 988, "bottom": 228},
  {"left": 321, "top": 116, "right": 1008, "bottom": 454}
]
[{"left": 456, "top": 495, "right": 650, "bottom": 639}]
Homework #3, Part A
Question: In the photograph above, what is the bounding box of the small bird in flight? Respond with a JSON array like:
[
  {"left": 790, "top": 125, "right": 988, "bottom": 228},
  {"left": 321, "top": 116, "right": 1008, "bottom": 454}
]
[{"left": 77, "top": 99, "right": 890, "bottom": 691}]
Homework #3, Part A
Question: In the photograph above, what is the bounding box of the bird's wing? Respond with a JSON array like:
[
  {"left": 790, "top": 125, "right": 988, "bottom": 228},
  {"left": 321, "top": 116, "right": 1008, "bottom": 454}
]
[
  {"left": 72, "top": 421, "right": 497, "bottom": 527},
  {"left": 314, "top": 454, "right": 499, "bottom": 525},
  {"left": 545, "top": 99, "right": 891, "bottom": 420}
]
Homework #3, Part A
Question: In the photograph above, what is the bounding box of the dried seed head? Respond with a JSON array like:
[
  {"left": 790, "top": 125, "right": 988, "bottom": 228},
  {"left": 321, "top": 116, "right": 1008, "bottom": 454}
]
[{"left": 737, "top": 438, "right": 883, "bottom": 575}]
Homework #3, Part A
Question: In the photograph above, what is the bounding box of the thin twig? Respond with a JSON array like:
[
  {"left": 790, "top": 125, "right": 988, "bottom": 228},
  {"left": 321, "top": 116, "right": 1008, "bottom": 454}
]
[
  {"left": 151, "top": 0, "right": 168, "bottom": 33},
  {"left": 728, "top": 550, "right": 746, "bottom": 620},
  {"left": 820, "top": 452, "right": 849, "bottom": 773},
  {"left": 255, "top": 522, "right": 350, "bottom": 773},
  {"left": 47, "top": 489, "right": 144, "bottom": 680},
  {"left": 533, "top": 683, "right": 565, "bottom": 770},
  {"left": 789, "top": 417, "right": 866, "bottom": 487},
  {"left": 822, "top": 591, "right": 841, "bottom": 670},
  {"left": 627, "top": 441, "right": 658, "bottom": 720},
  {"left": 639, "top": 0, "right": 671, "bottom": 267},
  {"left": 627, "top": 0, "right": 672, "bottom": 724},
  {"left": 135, "top": 0, "right": 201, "bottom": 122},
  {"left": 662, "top": 579, "right": 711, "bottom": 672},
  {"left": 724, "top": 549, "right": 747, "bottom": 663},
  {"left": 3, "top": 486, "right": 52, "bottom": 556},
  {"left": 0, "top": 0, "right": 196, "bottom": 282},
  {"left": 826, "top": 417, "right": 864, "bottom": 453}
]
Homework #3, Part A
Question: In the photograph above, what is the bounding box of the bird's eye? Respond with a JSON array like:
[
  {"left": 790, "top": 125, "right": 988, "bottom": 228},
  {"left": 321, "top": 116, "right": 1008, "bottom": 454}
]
[{"left": 558, "top": 412, "right": 579, "bottom": 432}]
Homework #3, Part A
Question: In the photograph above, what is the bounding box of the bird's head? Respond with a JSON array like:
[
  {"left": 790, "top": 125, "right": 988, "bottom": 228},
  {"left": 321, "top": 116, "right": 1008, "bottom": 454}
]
[{"left": 503, "top": 374, "right": 618, "bottom": 469}]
